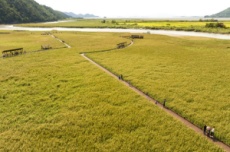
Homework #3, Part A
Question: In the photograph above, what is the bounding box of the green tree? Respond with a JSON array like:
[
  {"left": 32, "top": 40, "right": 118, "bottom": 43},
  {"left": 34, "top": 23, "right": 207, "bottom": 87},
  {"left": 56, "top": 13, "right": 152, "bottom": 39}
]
[{"left": 0, "top": 0, "right": 68, "bottom": 24}]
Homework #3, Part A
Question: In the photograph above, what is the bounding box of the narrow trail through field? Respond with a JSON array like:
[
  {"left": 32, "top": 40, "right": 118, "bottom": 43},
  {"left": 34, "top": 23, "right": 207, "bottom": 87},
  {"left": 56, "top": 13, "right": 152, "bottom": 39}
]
[
  {"left": 80, "top": 39, "right": 230, "bottom": 152},
  {"left": 51, "top": 34, "right": 71, "bottom": 48}
]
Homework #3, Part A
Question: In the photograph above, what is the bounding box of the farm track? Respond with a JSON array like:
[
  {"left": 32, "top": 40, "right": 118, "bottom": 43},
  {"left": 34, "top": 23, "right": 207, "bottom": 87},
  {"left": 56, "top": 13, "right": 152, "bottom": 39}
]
[{"left": 80, "top": 39, "right": 230, "bottom": 152}]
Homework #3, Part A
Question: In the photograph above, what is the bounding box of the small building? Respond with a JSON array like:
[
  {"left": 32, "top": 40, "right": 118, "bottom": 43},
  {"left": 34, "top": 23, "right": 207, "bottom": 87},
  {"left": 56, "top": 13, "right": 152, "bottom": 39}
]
[
  {"left": 41, "top": 32, "right": 51, "bottom": 35},
  {"left": 117, "top": 42, "right": 127, "bottom": 49},
  {"left": 131, "top": 35, "right": 144, "bottom": 39},
  {"left": 41, "top": 45, "right": 52, "bottom": 50}
]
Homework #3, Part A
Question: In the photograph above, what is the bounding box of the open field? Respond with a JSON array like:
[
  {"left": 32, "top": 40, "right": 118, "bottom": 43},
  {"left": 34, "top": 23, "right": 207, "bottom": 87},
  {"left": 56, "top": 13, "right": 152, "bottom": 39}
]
[
  {"left": 88, "top": 34, "right": 230, "bottom": 146},
  {"left": 0, "top": 32, "right": 225, "bottom": 151},
  {"left": 18, "top": 19, "right": 230, "bottom": 34}
]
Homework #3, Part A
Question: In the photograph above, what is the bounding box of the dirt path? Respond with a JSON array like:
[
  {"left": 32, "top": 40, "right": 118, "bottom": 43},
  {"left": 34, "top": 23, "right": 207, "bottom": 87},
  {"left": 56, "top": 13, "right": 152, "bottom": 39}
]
[
  {"left": 51, "top": 34, "right": 71, "bottom": 48},
  {"left": 80, "top": 40, "right": 230, "bottom": 152}
]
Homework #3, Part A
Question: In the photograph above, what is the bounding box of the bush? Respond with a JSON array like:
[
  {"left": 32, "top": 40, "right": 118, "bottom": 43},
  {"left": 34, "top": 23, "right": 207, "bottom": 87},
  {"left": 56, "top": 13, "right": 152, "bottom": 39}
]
[
  {"left": 111, "top": 20, "right": 116, "bottom": 24},
  {"left": 101, "top": 20, "right": 106, "bottom": 23},
  {"left": 205, "top": 22, "right": 226, "bottom": 28}
]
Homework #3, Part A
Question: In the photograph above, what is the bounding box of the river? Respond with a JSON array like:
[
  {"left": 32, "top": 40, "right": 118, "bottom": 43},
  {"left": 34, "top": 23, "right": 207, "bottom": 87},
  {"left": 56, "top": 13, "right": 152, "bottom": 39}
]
[{"left": 1, "top": 25, "right": 230, "bottom": 40}]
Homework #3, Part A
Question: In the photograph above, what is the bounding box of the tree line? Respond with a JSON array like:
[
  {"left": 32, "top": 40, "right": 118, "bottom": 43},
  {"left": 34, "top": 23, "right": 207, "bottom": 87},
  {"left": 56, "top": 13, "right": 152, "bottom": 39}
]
[{"left": 0, "top": 0, "right": 68, "bottom": 24}]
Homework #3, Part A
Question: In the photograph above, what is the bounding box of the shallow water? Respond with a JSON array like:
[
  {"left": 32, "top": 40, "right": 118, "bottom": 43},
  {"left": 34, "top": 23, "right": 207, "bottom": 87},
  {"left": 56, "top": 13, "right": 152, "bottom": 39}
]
[{"left": 1, "top": 25, "right": 230, "bottom": 40}]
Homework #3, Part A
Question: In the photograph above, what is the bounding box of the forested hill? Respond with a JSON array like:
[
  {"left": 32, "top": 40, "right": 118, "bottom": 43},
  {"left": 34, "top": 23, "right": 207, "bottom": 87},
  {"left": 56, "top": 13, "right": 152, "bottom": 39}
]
[
  {"left": 205, "top": 7, "right": 230, "bottom": 18},
  {"left": 0, "top": 0, "right": 68, "bottom": 24}
]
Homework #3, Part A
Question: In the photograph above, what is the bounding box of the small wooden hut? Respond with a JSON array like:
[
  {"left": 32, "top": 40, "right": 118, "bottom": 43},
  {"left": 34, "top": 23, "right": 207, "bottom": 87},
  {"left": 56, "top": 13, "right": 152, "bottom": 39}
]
[{"left": 2, "top": 48, "right": 24, "bottom": 58}]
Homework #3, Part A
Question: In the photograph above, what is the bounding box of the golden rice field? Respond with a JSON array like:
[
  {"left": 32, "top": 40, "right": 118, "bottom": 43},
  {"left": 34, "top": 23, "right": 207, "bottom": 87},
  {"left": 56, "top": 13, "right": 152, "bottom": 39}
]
[
  {"left": 0, "top": 31, "right": 226, "bottom": 151},
  {"left": 87, "top": 34, "right": 230, "bottom": 146}
]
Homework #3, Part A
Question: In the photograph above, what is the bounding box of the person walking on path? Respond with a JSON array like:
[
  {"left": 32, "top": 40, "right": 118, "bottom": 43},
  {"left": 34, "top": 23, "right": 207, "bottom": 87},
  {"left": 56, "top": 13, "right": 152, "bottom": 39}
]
[
  {"left": 118, "top": 74, "right": 123, "bottom": 80},
  {"left": 206, "top": 126, "right": 211, "bottom": 137},
  {"left": 204, "top": 125, "right": 207, "bottom": 134},
  {"left": 163, "top": 99, "right": 166, "bottom": 107},
  {"left": 211, "top": 127, "right": 215, "bottom": 138}
]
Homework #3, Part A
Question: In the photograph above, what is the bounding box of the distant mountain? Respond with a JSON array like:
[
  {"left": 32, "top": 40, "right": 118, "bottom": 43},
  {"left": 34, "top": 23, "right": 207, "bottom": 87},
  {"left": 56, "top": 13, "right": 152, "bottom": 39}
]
[
  {"left": 0, "top": 0, "right": 68, "bottom": 24},
  {"left": 205, "top": 7, "right": 230, "bottom": 18},
  {"left": 64, "top": 12, "right": 99, "bottom": 18}
]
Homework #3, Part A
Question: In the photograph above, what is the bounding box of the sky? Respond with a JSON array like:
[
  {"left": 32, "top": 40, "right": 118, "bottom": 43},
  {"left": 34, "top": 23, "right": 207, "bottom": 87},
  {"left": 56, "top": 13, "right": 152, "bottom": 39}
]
[{"left": 34, "top": 0, "right": 230, "bottom": 18}]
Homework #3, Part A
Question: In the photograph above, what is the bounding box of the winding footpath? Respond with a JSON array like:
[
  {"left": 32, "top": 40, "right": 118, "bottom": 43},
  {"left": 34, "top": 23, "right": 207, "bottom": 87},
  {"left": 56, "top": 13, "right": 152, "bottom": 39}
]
[{"left": 80, "top": 40, "right": 230, "bottom": 152}]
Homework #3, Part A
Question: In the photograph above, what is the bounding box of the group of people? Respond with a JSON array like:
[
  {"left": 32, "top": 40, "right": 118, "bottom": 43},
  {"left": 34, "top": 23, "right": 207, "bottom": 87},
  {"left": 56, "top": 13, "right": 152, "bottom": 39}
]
[{"left": 204, "top": 125, "right": 215, "bottom": 138}]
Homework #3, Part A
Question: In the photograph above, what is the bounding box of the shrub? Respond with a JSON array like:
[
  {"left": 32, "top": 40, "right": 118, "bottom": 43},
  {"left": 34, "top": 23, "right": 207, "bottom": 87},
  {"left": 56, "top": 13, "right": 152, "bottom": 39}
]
[
  {"left": 205, "top": 22, "right": 226, "bottom": 28},
  {"left": 111, "top": 20, "right": 116, "bottom": 24}
]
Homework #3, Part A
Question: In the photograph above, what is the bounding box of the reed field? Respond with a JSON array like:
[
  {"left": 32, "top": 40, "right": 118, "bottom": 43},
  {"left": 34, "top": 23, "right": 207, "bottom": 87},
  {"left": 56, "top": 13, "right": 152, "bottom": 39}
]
[
  {"left": 18, "top": 19, "right": 230, "bottom": 34},
  {"left": 0, "top": 31, "right": 224, "bottom": 151},
  {"left": 88, "top": 34, "right": 230, "bottom": 146}
]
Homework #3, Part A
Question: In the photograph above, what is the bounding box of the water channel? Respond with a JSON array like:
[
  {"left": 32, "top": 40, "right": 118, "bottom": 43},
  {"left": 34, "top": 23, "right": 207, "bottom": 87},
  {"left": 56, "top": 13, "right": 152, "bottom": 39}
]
[{"left": 1, "top": 25, "right": 230, "bottom": 40}]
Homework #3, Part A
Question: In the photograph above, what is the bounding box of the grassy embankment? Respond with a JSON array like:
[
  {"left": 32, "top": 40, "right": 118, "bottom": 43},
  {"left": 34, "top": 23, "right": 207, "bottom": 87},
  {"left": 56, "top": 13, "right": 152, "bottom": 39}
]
[
  {"left": 18, "top": 19, "right": 230, "bottom": 34},
  {"left": 87, "top": 34, "right": 230, "bottom": 146},
  {"left": 0, "top": 31, "right": 224, "bottom": 151}
]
